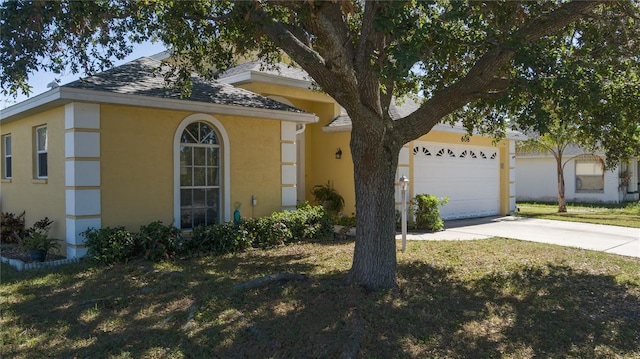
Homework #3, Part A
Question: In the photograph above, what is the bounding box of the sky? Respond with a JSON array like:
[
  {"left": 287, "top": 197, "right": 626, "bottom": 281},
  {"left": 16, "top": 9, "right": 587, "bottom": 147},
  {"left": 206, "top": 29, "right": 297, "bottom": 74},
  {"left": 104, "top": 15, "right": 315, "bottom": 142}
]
[{"left": 1, "top": 41, "right": 167, "bottom": 109}]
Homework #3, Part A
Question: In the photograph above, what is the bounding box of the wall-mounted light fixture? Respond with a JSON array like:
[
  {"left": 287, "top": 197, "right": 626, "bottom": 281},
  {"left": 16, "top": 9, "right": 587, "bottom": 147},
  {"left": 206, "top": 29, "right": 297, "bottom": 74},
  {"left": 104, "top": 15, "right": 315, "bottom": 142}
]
[{"left": 335, "top": 148, "right": 342, "bottom": 159}]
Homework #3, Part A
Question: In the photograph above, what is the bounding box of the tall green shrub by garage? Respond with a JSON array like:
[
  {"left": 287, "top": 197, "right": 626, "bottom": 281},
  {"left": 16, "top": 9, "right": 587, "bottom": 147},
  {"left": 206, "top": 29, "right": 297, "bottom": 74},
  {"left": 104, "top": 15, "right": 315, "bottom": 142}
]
[{"left": 412, "top": 194, "right": 449, "bottom": 231}]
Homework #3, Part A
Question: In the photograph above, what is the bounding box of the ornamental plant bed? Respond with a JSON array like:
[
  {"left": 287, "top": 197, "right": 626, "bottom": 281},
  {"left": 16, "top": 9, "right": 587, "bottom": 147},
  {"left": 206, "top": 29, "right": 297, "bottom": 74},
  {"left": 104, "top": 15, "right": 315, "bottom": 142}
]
[{"left": 0, "top": 243, "right": 66, "bottom": 263}]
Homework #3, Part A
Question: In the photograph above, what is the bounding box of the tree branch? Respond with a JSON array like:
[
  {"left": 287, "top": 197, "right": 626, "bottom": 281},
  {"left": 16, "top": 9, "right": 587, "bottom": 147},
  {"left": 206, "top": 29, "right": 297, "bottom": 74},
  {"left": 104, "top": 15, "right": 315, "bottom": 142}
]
[
  {"left": 306, "top": 2, "right": 360, "bottom": 101},
  {"left": 248, "top": 5, "right": 334, "bottom": 92},
  {"left": 395, "top": 0, "right": 606, "bottom": 144},
  {"left": 353, "top": 2, "right": 385, "bottom": 117}
]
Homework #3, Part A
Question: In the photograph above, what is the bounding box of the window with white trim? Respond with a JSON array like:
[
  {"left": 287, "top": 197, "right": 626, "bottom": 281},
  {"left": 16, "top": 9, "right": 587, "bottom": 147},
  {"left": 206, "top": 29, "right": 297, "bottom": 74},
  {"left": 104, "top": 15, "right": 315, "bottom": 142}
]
[
  {"left": 3, "top": 135, "right": 11, "bottom": 179},
  {"left": 575, "top": 159, "right": 604, "bottom": 192},
  {"left": 36, "top": 126, "right": 48, "bottom": 178},
  {"left": 179, "top": 121, "right": 221, "bottom": 229}
]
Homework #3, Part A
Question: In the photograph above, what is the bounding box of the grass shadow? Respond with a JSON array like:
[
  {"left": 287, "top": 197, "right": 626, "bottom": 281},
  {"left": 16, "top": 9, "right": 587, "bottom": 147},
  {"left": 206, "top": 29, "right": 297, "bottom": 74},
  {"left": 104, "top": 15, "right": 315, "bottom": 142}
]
[{"left": 2, "top": 241, "right": 639, "bottom": 358}]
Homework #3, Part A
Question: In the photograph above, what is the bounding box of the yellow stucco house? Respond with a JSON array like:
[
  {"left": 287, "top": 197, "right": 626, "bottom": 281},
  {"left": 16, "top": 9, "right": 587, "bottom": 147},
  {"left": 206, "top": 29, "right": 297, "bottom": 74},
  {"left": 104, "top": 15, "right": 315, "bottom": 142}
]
[
  {"left": 0, "top": 55, "right": 518, "bottom": 259},
  {"left": 217, "top": 60, "right": 518, "bottom": 221}
]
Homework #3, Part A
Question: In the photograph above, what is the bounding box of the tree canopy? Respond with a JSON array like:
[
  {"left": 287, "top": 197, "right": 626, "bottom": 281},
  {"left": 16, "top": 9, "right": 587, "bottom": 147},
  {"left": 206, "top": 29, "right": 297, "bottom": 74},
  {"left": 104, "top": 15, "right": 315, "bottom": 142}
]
[{"left": 2, "top": 0, "right": 639, "bottom": 289}]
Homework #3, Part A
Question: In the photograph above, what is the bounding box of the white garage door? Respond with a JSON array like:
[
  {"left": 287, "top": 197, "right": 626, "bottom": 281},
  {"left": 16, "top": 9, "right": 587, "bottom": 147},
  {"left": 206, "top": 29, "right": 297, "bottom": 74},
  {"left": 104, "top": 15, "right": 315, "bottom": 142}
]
[{"left": 413, "top": 142, "right": 500, "bottom": 220}]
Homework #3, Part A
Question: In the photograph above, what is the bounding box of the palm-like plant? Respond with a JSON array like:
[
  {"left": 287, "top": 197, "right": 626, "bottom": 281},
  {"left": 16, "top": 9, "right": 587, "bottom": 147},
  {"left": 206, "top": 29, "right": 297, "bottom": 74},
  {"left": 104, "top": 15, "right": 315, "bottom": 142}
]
[
  {"left": 311, "top": 181, "right": 345, "bottom": 218},
  {"left": 517, "top": 114, "right": 603, "bottom": 213}
]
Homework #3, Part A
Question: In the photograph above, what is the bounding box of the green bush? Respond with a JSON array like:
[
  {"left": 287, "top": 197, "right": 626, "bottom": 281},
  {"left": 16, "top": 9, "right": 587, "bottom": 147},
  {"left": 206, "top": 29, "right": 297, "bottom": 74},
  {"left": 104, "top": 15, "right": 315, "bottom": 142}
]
[
  {"left": 311, "top": 181, "right": 345, "bottom": 218},
  {"left": 81, "top": 205, "right": 333, "bottom": 263},
  {"left": 186, "top": 222, "right": 250, "bottom": 255},
  {"left": 138, "top": 221, "right": 182, "bottom": 262},
  {"left": 335, "top": 214, "right": 356, "bottom": 228},
  {"left": 271, "top": 202, "right": 333, "bottom": 240},
  {"left": 182, "top": 203, "right": 332, "bottom": 255},
  {"left": 298, "top": 202, "right": 334, "bottom": 239},
  {"left": 412, "top": 194, "right": 449, "bottom": 231},
  {"left": 82, "top": 227, "right": 138, "bottom": 265},
  {"left": 241, "top": 217, "right": 293, "bottom": 249}
]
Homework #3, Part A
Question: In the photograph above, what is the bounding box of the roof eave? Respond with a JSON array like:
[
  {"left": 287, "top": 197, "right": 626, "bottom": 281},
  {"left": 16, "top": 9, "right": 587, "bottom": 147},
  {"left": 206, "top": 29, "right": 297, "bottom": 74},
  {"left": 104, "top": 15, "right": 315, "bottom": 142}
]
[
  {"left": 0, "top": 88, "right": 69, "bottom": 124},
  {"left": 322, "top": 125, "right": 352, "bottom": 133},
  {"left": 220, "top": 70, "right": 313, "bottom": 90},
  {"left": 1, "top": 87, "right": 318, "bottom": 124},
  {"left": 322, "top": 122, "right": 526, "bottom": 139}
]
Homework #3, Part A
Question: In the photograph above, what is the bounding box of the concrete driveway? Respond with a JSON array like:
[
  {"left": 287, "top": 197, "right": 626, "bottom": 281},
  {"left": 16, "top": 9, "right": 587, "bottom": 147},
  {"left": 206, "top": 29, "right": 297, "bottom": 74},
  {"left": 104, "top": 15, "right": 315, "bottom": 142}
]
[{"left": 397, "top": 216, "right": 640, "bottom": 258}]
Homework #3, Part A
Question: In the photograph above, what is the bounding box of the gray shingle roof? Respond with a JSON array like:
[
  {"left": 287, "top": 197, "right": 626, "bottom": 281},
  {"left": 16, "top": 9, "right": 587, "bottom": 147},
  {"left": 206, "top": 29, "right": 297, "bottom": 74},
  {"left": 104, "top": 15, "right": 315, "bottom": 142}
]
[
  {"left": 516, "top": 142, "right": 602, "bottom": 157},
  {"left": 64, "top": 57, "right": 307, "bottom": 113},
  {"left": 323, "top": 97, "right": 525, "bottom": 140}
]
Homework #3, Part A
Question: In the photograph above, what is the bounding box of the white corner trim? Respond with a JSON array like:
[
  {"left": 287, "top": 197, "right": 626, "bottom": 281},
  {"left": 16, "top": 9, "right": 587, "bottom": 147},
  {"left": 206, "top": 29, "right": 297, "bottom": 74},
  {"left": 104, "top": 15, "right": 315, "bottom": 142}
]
[
  {"left": 65, "top": 102, "right": 100, "bottom": 129},
  {"left": 281, "top": 186, "right": 297, "bottom": 207},
  {"left": 66, "top": 217, "right": 102, "bottom": 246},
  {"left": 65, "top": 132, "right": 100, "bottom": 158},
  {"left": 66, "top": 189, "right": 101, "bottom": 216},
  {"left": 65, "top": 160, "right": 101, "bottom": 187}
]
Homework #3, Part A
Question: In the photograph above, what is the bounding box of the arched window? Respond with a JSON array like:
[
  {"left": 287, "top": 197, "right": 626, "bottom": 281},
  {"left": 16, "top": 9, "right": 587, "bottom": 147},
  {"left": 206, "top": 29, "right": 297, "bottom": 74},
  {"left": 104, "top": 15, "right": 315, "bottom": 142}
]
[{"left": 178, "top": 121, "right": 221, "bottom": 229}]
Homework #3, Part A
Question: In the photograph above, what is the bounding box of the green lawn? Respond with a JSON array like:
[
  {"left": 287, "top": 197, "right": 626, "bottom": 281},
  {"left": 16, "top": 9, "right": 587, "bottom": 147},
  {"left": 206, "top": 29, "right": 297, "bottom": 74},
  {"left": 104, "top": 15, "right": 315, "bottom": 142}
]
[
  {"left": 2, "top": 238, "right": 639, "bottom": 358},
  {"left": 516, "top": 201, "right": 640, "bottom": 228}
]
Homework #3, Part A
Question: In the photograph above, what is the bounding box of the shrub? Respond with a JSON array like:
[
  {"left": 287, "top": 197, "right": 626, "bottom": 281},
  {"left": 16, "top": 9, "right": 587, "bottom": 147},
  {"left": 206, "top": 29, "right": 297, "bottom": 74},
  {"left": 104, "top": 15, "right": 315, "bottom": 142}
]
[
  {"left": 19, "top": 217, "right": 62, "bottom": 256},
  {"left": 1, "top": 211, "right": 26, "bottom": 243},
  {"left": 412, "top": 194, "right": 449, "bottom": 231},
  {"left": 82, "top": 227, "right": 138, "bottom": 265},
  {"left": 334, "top": 213, "right": 356, "bottom": 228},
  {"left": 241, "top": 217, "right": 293, "bottom": 249},
  {"left": 181, "top": 203, "right": 332, "bottom": 256},
  {"left": 311, "top": 181, "right": 345, "bottom": 218},
  {"left": 137, "top": 221, "right": 181, "bottom": 262},
  {"left": 78, "top": 204, "right": 333, "bottom": 262},
  {"left": 186, "top": 222, "right": 250, "bottom": 255},
  {"left": 271, "top": 202, "right": 333, "bottom": 240}
]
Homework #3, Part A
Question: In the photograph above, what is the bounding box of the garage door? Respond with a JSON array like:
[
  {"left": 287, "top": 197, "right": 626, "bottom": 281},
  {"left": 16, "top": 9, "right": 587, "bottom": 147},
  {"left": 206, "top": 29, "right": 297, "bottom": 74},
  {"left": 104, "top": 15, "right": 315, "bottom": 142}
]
[{"left": 413, "top": 142, "right": 500, "bottom": 220}]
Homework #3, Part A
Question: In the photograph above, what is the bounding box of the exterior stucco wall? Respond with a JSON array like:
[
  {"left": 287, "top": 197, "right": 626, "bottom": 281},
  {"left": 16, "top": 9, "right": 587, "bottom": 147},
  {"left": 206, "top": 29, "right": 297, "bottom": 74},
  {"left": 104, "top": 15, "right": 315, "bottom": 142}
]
[
  {"left": 226, "top": 114, "right": 282, "bottom": 218},
  {"left": 516, "top": 156, "right": 622, "bottom": 203},
  {"left": 100, "top": 105, "right": 283, "bottom": 231},
  {"left": 304, "top": 103, "right": 356, "bottom": 215},
  {"left": 238, "top": 82, "right": 358, "bottom": 214},
  {"left": 0, "top": 107, "right": 67, "bottom": 245},
  {"left": 232, "top": 80, "right": 517, "bottom": 218},
  {"left": 303, "top": 124, "right": 513, "bottom": 218},
  {"left": 100, "top": 105, "right": 181, "bottom": 229}
]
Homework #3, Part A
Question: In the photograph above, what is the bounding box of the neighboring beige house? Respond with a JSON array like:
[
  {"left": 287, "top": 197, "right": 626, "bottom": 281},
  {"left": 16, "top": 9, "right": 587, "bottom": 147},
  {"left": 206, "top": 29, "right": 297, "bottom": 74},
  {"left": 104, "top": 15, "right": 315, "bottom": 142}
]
[
  {"left": 516, "top": 145, "right": 639, "bottom": 203},
  {"left": 1, "top": 55, "right": 520, "bottom": 259}
]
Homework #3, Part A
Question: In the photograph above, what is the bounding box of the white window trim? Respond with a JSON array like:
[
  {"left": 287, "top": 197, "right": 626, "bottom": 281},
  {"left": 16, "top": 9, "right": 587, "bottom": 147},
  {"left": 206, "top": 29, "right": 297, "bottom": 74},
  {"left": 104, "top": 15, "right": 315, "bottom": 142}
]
[
  {"left": 36, "top": 125, "right": 48, "bottom": 179},
  {"left": 3, "top": 135, "right": 11, "bottom": 179},
  {"left": 173, "top": 114, "right": 231, "bottom": 227},
  {"left": 575, "top": 159, "right": 604, "bottom": 193}
]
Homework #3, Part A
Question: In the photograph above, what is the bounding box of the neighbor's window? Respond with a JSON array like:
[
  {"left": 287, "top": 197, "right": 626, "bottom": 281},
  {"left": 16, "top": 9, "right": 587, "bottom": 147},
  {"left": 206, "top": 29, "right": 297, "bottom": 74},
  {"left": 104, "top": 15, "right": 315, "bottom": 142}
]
[
  {"left": 3, "top": 135, "right": 11, "bottom": 179},
  {"left": 575, "top": 159, "right": 604, "bottom": 192},
  {"left": 36, "top": 126, "right": 48, "bottom": 178}
]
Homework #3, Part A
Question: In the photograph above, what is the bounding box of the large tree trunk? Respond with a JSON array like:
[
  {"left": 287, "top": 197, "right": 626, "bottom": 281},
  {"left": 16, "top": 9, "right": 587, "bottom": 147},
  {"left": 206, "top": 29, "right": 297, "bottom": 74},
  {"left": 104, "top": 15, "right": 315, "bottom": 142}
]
[
  {"left": 346, "top": 123, "right": 401, "bottom": 289},
  {"left": 556, "top": 157, "right": 567, "bottom": 213}
]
